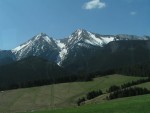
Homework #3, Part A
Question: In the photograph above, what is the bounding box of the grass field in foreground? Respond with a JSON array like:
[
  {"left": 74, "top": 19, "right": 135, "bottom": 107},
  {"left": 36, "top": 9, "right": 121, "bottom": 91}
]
[
  {"left": 23, "top": 94, "right": 150, "bottom": 113},
  {"left": 0, "top": 74, "right": 144, "bottom": 113}
]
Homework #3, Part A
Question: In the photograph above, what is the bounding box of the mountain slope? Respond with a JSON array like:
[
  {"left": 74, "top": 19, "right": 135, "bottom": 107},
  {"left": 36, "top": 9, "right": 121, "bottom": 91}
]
[
  {"left": 62, "top": 40, "right": 150, "bottom": 74},
  {"left": 0, "top": 56, "right": 70, "bottom": 90},
  {"left": 59, "top": 29, "right": 150, "bottom": 66},
  {"left": 0, "top": 50, "right": 15, "bottom": 66},
  {"left": 57, "top": 29, "right": 116, "bottom": 65}
]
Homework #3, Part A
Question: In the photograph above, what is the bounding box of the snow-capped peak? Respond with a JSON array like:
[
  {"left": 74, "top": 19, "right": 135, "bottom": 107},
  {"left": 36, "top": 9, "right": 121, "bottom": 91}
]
[
  {"left": 34, "top": 33, "right": 52, "bottom": 44},
  {"left": 67, "top": 29, "right": 115, "bottom": 48},
  {"left": 37, "top": 32, "right": 46, "bottom": 37},
  {"left": 74, "top": 29, "right": 87, "bottom": 36},
  {"left": 12, "top": 33, "right": 53, "bottom": 53},
  {"left": 67, "top": 29, "right": 88, "bottom": 46},
  {"left": 77, "top": 29, "right": 82, "bottom": 36},
  {"left": 12, "top": 33, "right": 59, "bottom": 61}
]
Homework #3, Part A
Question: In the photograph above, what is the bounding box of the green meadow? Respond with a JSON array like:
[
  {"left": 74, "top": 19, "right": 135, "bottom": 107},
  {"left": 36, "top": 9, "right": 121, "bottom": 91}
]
[{"left": 0, "top": 74, "right": 146, "bottom": 113}]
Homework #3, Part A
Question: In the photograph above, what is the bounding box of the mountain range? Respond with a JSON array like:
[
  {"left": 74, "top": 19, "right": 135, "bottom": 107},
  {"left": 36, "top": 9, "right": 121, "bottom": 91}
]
[
  {"left": 1, "top": 29, "right": 150, "bottom": 90},
  {"left": 1, "top": 29, "right": 150, "bottom": 66}
]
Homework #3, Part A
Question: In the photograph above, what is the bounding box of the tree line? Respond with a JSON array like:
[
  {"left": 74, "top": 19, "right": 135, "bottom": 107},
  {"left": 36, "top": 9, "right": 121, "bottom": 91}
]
[
  {"left": 77, "top": 90, "right": 103, "bottom": 106},
  {"left": 116, "top": 63, "right": 150, "bottom": 77},
  {"left": 107, "top": 87, "right": 150, "bottom": 100},
  {"left": 107, "top": 78, "right": 150, "bottom": 93},
  {"left": 0, "top": 74, "right": 94, "bottom": 91},
  {"left": 89, "top": 61, "right": 150, "bottom": 77},
  {"left": 106, "top": 78, "right": 150, "bottom": 100}
]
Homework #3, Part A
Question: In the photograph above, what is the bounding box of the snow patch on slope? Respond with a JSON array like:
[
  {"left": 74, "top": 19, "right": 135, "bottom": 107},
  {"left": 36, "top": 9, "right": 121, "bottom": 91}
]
[
  {"left": 67, "top": 29, "right": 115, "bottom": 48},
  {"left": 35, "top": 33, "right": 52, "bottom": 44},
  {"left": 102, "top": 37, "right": 114, "bottom": 43},
  {"left": 43, "top": 36, "right": 52, "bottom": 44},
  {"left": 12, "top": 40, "right": 33, "bottom": 53},
  {"left": 87, "top": 32, "right": 103, "bottom": 46},
  {"left": 87, "top": 32, "right": 115, "bottom": 46},
  {"left": 77, "top": 29, "right": 82, "bottom": 36},
  {"left": 56, "top": 40, "right": 68, "bottom": 66}
]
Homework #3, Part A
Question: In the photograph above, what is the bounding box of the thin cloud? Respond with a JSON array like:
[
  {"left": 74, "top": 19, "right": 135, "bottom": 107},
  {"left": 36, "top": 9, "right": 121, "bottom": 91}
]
[
  {"left": 83, "top": 0, "right": 106, "bottom": 10},
  {"left": 130, "top": 11, "right": 137, "bottom": 16}
]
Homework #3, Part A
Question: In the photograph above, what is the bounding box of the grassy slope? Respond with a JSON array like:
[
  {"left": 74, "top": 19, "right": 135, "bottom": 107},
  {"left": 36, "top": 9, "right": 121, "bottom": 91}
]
[
  {"left": 135, "top": 82, "right": 150, "bottom": 89},
  {"left": 23, "top": 94, "right": 150, "bottom": 113},
  {"left": 0, "top": 74, "right": 144, "bottom": 113}
]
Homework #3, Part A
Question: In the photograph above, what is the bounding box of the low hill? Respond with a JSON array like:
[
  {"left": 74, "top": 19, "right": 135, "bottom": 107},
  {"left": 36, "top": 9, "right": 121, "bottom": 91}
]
[{"left": 0, "top": 74, "right": 144, "bottom": 113}]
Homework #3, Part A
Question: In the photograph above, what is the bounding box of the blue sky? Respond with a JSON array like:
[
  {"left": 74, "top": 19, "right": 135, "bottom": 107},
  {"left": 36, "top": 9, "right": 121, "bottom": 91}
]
[{"left": 0, "top": 0, "right": 150, "bottom": 50}]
